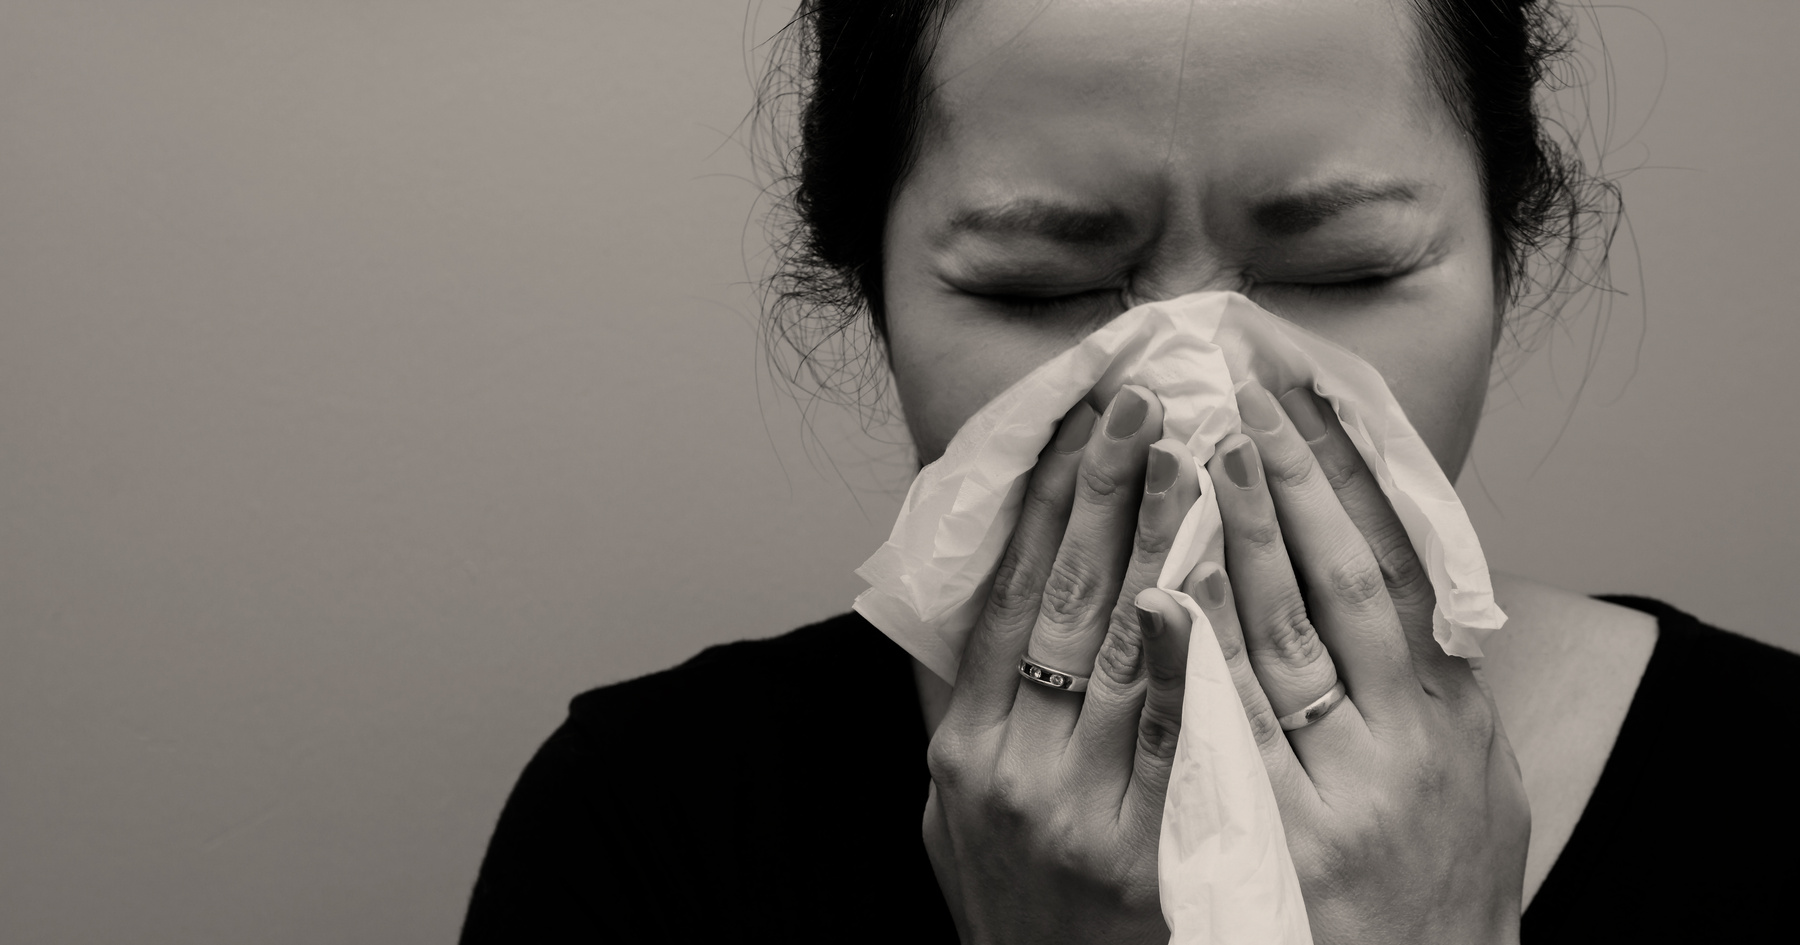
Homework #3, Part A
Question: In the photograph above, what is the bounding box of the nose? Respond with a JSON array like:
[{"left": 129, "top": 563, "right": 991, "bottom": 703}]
[{"left": 1123, "top": 256, "right": 1245, "bottom": 312}]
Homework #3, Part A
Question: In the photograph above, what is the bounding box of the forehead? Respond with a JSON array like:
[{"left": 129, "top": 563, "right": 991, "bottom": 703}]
[{"left": 921, "top": 0, "right": 1451, "bottom": 202}]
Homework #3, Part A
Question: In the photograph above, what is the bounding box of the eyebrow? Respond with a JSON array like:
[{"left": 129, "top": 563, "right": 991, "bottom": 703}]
[
  {"left": 942, "top": 199, "right": 1136, "bottom": 247},
  {"left": 1250, "top": 180, "right": 1421, "bottom": 237}
]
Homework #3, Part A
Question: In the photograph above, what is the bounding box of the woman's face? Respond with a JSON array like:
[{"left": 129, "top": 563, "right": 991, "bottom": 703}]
[{"left": 882, "top": 0, "right": 1500, "bottom": 473}]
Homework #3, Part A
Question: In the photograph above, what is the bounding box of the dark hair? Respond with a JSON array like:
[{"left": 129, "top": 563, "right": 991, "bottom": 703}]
[{"left": 753, "top": 0, "right": 1620, "bottom": 405}]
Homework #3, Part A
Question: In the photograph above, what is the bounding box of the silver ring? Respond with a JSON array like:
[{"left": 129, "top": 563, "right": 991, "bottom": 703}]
[
  {"left": 1277, "top": 681, "right": 1348, "bottom": 731},
  {"left": 1017, "top": 656, "right": 1089, "bottom": 693}
]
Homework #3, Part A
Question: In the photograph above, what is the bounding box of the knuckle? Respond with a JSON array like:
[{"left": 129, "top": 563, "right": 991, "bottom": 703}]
[
  {"left": 1245, "top": 701, "right": 1285, "bottom": 749},
  {"left": 1092, "top": 622, "right": 1146, "bottom": 689},
  {"left": 1495, "top": 747, "right": 1532, "bottom": 826},
  {"left": 1038, "top": 559, "right": 1104, "bottom": 626},
  {"left": 1240, "top": 513, "right": 1284, "bottom": 550},
  {"left": 1415, "top": 664, "right": 1464, "bottom": 701},
  {"left": 1509, "top": 787, "right": 1534, "bottom": 838},
  {"left": 1147, "top": 642, "right": 1186, "bottom": 685},
  {"left": 925, "top": 733, "right": 971, "bottom": 789},
  {"left": 1383, "top": 556, "right": 1433, "bottom": 610},
  {"left": 1079, "top": 461, "right": 1131, "bottom": 502},
  {"left": 1214, "top": 619, "right": 1247, "bottom": 665},
  {"left": 1320, "top": 453, "right": 1363, "bottom": 492},
  {"left": 1367, "top": 521, "right": 1431, "bottom": 595},
  {"left": 1449, "top": 687, "right": 1499, "bottom": 737},
  {"left": 984, "top": 760, "right": 1036, "bottom": 826},
  {"left": 1264, "top": 450, "right": 1317, "bottom": 490},
  {"left": 1360, "top": 513, "right": 1409, "bottom": 556},
  {"left": 1306, "top": 832, "right": 1366, "bottom": 893},
  {"left": 1137, "top": 704, "right": 1183, "bottom": 759},
  {"left": 1133, "top": 516, "right": 1176, "bottom": 558},
  {"left": 1258, "top": 598, "right": 1326, "bottom": 666},
  {"left": 985, "top": 560, "right": 1040, "bottom": 623},
  {"left": 1020, "top": 479, "right": 1067, "bottom": 522},
  {"left": 1042, "top": 804, "right": 1087, "bottom": 855},
  {"left": 1327, "top": 556, "right": 1388, "bottom": 607},
  {"left": 1034, "top": 818, "right": 1161, "bottom": 915}
]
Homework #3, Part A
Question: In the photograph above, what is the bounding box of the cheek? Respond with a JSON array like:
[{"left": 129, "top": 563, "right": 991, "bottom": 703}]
[
  {"left": 1376, "top": 328, "right": 1493, "bottom": 478},
  {"left": 885, "top": 306, "right": 1073, "bottom": 465},
  {"left": 1313, "top": 293, "right": 1496, "bottom": 478}
]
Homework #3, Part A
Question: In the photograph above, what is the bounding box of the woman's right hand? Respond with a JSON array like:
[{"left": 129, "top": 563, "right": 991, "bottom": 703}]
[{"left": 922, "top": 384, "right": 1202, "bottom": 945}]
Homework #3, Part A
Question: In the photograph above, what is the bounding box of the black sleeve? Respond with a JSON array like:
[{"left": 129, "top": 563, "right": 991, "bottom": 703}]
[
  {"left": 459, "top": 720, "right": 651, "bottom": 944},
  {"left": 457, "top": 616, "right": 956, "bottom": 944}
]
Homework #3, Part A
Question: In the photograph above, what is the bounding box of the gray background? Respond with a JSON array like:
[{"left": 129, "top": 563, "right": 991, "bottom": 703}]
[{"left": 3, "top": 1, "right": 1794, "bottom": 942}]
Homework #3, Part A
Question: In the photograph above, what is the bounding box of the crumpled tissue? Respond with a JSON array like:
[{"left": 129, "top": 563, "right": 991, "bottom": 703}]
[{"left": 852, "top": 290, "right": 1505, "bottom": 943}]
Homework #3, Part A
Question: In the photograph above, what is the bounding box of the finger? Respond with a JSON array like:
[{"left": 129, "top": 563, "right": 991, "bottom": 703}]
[
  {"left": 942, "top": 402, "right": 1093, "bottom": 731},
  {"left": 1178, "top": 564, "right": 1319, "bottom": 813},
  {"left": 1118, "top": 587, "right": 1193, "bottom": 832},
  {"left": 1207, "top": 433, "right": 1371, "bottom": 762},
  {"left": 1067, "top": 439, "right": 1201, "bottom": 799},
  {"left": 1117, "top": 589, "right": 1191, "bottom": 832},
  {"left": 1277, "top": 387, "right": 1470, "bottom": 692},
  {"left": 1104, "top": 440, "right": 1202, "bottom": 670},
  {"left": 1236, "top": 382, "right": 1416, "bottom": 722},
  {"left": 1010, "top": 386, "right": 1164, "bottom": 737}
]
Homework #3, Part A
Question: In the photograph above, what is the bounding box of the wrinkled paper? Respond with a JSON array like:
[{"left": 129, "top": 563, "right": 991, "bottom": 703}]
[{"left": 853, "top": 290, "right": 1505, "bottom": 943}]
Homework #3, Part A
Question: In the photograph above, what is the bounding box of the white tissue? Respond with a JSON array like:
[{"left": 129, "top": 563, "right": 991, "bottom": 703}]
[{"left": 853, "top": 290, "right": 1505, "bottom": 943}]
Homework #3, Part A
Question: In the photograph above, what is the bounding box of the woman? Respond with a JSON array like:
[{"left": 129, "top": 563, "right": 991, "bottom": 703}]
[{"left": 462, "top": 0, "right": 1798, "bottom": 941}]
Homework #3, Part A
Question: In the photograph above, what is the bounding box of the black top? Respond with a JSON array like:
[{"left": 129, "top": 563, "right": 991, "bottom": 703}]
[{"left": 460, "top": 598, "right": 1797, "bottom": 943}]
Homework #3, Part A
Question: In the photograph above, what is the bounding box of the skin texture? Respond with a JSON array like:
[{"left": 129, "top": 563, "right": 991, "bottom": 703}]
[
  {"left": 877, "top": 0, "right": 1588, "bottom": 941},
  {"left": 883, "top": 0, "right": 1498, "bottom": 473}
]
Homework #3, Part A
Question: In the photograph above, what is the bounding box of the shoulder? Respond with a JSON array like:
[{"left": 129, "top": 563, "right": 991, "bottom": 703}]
[
  {"left": 1520, "top": 588, "right": 1800, "bottom": 941},
  {"left": 1484, "top": 575, "right": 1659, "bottom": 665},
  {"left": 545, "top": 611, "right": 922, "bottom": 796},
  {"left": 461, "top": 613, "right": 946, "bottom": 942},
  {"left": 562, "top": 612, "right": 916, "bottom": 755},
  {"left": 1588, "top": 592, "right": 1800, "bottom": 755},
  {"left": 1602, "top": 592, "right": 1800, "bottom": 680},
  {"left": 1486, "top": 572, "right": 1797, "bottom": 674}
]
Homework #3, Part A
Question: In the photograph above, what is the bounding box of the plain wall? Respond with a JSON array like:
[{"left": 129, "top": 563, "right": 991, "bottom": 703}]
[{"left": 2, "top": 2, "right": 1794, "bottom": 942}]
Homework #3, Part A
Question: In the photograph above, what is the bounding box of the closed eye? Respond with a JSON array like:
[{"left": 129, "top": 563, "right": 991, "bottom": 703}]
[
  {"left": 965, "top": 286, "right": 1126, "bottom": 319},
  {"left": 1278, "top": 273, "right": 1398, "bottom": 295},
  {"left": 1246, "top": 266, "right": 1412, "bottom": 300}
]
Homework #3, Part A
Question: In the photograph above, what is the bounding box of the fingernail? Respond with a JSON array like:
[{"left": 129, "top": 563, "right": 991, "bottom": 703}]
[
  {"left": 1145, "top": 443, "right": 1179, "bottom": 495},
  {"left": 1198, "top": 566, "right": 1228, "bottom": 608},
  {"left": 1279, "top": 388, "right": 1328, "bottom": 442},
  {"left": 1052, "top": 403, "right": 1097, "bottom": 452},
  {"left": 1236, "top": 383, "right": 1282, "bottom": 434},
  {"left": 1136, "top": 602, "right": 1165, "bottom": 639},
  {"left": 1105, "top": 386, "right": 1150, "bottom": 440},
  {"left": 1224, "top": 440, "right": 1259, "bottom": 489}
]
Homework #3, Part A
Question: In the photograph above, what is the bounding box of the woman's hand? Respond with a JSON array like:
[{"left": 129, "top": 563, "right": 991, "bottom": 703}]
[
  {"left": 1182, "top": 381, "right": 1530, "bottom": 945},
  {"left": 922, "top": 384, "right": 1199, "bottom": 945}
]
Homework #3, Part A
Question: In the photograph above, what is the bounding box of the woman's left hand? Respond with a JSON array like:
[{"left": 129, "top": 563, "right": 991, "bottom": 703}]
[{"left": 1175, "top": 381, "right": 1530, "bottom": 945}]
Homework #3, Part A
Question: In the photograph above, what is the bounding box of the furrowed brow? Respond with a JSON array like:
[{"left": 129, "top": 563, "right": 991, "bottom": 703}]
[
  {"left": 1250, "top": 181, "right": 1420, "bottom": 237},
  {"left": 942, "top": 199, "right": 1135, "bottom": 247}
]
